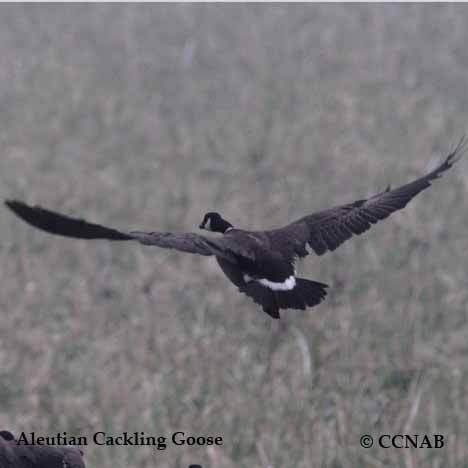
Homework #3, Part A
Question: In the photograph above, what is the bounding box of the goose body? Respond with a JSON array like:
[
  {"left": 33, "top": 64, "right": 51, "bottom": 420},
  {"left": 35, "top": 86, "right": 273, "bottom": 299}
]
[
  {"left": 0, "top": 431, "right": 85, "bottom": 468},
  {"left": 5, "top": 137, "right": 466, "bottom": 318}
]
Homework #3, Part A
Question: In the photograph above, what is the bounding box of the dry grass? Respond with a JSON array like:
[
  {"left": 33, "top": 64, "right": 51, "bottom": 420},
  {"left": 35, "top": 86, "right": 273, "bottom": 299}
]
[{"left": 1, "top": 5, "right": 468, "bottom": 468}]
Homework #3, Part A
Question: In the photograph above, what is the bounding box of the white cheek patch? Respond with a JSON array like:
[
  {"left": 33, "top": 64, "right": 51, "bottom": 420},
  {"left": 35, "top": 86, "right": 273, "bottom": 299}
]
[
  {"left": 204, "top": 218, "right": 211, "bottom": 230},
  {"left": 243, "top": 274, "right": 252, "bottom": 283},
  {"left": 258, "top": 275, "right": 296, "bottom": 291}
]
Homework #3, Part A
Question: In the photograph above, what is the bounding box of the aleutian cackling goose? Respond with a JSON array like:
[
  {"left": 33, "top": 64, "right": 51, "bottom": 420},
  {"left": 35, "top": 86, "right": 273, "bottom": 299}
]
[
  {"left": 0, "top": 430, "right": 86, "bottom": 468},
  {"left": 5, "top": 137, "right": 466, "bottom": 318}
]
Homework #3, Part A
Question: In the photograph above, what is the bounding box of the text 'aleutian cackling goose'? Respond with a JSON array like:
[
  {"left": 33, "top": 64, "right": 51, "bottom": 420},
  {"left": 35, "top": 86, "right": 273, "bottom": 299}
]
[{"left": 5, "top": 137, "right": 466, "bottom": 318}]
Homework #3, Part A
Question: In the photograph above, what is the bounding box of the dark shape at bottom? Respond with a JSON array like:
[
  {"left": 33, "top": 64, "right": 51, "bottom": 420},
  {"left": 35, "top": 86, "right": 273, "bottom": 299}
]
[{"left": 0, "top": 431, "right": 85, "bottom": 468}]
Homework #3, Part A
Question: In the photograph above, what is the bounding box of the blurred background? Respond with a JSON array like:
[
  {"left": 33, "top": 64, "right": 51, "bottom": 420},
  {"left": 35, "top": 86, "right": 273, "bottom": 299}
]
[{"left": 0, "top": 4, "right": 467, "bottom": 468}]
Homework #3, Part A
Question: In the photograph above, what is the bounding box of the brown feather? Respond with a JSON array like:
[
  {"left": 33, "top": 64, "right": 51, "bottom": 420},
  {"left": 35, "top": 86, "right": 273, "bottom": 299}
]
[{"left": 266, "top": 136, "right": 466, "bottom": 259}]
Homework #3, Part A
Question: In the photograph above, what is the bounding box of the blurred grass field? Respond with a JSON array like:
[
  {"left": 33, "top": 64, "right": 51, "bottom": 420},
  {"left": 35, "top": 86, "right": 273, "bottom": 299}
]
[{"left": 1, "top": 4, "right": 468, "bottom": 468}]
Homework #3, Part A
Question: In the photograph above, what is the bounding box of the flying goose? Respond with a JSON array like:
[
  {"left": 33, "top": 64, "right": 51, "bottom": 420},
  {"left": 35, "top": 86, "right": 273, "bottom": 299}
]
[{"left": 5, "top": 137, "right": 466, "bottom": 319}]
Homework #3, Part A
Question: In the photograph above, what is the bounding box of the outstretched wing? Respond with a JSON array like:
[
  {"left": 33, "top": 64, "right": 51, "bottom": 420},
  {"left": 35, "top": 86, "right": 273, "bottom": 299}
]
[
  {"left": 4, "top": 200, "right": 221, "bottom": 257},
  {"left": 5, "top": 200, "right": 133, "bottom": 240},
  {"left": 266, "top": 136, "right": 467, "bottom": 260}
]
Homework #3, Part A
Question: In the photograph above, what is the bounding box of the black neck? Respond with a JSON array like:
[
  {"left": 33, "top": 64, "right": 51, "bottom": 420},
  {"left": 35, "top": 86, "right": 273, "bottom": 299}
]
[{"left": 220, "top": 219, "right": 233, "bottom": 233}]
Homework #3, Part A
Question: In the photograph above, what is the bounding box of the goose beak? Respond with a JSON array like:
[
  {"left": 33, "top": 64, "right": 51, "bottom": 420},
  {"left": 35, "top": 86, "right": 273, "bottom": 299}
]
[{"left": 199, "top": 224, "right": 205, "bottom": 230}]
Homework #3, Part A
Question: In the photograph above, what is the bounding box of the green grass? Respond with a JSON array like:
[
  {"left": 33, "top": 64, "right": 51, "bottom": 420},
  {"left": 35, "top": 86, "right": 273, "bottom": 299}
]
[{"left": 1, "top": 4, "right": 468, "bottom": 467}]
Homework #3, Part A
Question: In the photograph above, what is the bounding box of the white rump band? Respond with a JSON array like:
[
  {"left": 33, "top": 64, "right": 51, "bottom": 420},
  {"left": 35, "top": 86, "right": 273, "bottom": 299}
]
[{"left": 258, "top": 275, "right": 296, "bottom": 291}]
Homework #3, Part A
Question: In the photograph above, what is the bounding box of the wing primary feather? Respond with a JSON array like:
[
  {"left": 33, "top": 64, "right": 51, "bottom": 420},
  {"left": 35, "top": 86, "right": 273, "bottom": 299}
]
[{"left": 5, "top": 200, "right": 132, "bottom": 240}]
